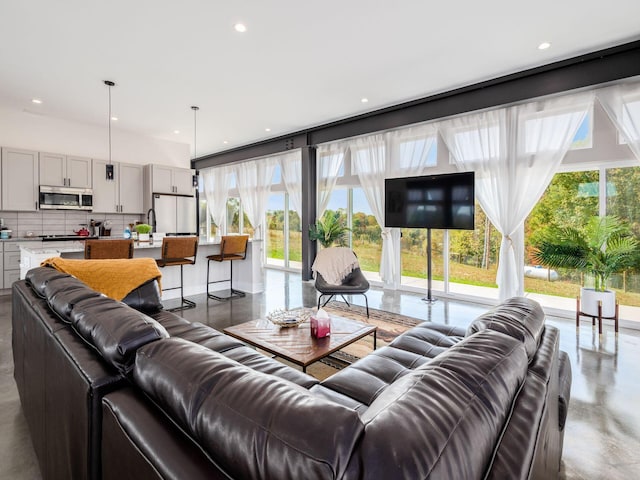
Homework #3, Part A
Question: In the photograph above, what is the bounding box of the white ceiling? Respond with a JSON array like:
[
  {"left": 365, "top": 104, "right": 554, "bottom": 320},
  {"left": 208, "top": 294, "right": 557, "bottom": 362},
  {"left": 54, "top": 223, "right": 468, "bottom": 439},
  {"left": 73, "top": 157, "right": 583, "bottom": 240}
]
[{"left": 1, "top": 0, "right": 640, "bottom": 158}]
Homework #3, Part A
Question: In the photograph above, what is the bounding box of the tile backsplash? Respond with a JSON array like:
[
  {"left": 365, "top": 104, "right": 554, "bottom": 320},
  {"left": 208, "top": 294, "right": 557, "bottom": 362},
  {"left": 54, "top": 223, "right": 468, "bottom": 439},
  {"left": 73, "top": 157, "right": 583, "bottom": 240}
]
[{"left": 0, "top": 210, "right": 144, "bottom": 238}]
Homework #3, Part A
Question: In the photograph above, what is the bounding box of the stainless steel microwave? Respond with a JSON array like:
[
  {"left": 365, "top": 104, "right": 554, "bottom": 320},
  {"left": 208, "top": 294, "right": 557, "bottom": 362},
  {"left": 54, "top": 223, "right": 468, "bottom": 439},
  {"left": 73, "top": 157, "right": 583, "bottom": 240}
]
[{"left": 39, "top": 186, "right": 93, "bottom": 211}]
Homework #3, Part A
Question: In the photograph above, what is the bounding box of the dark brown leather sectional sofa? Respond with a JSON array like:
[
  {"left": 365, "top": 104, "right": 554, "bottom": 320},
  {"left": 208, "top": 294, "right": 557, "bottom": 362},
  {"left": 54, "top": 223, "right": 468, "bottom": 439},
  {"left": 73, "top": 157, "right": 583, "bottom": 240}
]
[{"left": 12, "top": 266, "right": 571, "bottom": 479}]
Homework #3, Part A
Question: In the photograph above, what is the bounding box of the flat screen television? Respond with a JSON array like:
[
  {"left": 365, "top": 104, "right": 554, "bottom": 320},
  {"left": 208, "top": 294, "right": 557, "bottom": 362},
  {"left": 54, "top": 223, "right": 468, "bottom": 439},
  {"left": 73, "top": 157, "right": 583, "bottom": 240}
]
[{"left": 385, "top": 172, "right": 475, "bottom": 230}]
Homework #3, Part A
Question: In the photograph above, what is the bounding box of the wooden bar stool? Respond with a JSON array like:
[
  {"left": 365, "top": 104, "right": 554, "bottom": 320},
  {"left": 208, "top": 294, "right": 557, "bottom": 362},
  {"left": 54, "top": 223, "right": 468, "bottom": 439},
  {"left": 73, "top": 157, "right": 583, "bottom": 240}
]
[
  {"left": 156, "top": 236, "right": 198, "bottom": 311},
  {"left": 84, "top": 239, "right": 134, "bottom": 259},
  {"left": 206, "top": 235, "right": 249, "bottom": 301}
]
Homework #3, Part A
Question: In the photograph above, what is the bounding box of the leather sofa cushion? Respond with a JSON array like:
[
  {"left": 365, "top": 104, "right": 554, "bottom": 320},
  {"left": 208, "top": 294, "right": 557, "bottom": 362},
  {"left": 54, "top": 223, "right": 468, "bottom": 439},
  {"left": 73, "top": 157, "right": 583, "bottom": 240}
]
[
  {"left": 134, "top": 338, "right": 364, "bottom": 480},
  {"left": 319, "top": 324, "right": 464, "bottom": 410},
  {"left": 46, "top": 280, "right": 103, "bottom": 323},
  {"left": 389, "top": 322, "right": 465, "bottom": 357},
  {"left": 309, "top": 384, "right": 368, "bottom": 414},
  {"left": 222, "top": 346, "right": 319, "bottom": 388},
  {"left": 26, "top": 267, "right": 71, "bottom": 298},
  {"left": 28, "top": 266, "right": 163, "bottom": 315},
  {"left": 121, "top": 279, "right": 163, "bottom": 313},
  {"left": 147, "top": 316, "right": 319, "bottom": 388},
  {"left": 349, "top": 330, "right": 528, "bottom": 480},
  {"left": 320, "top": 346, "right": 421, "bottom": 406},
  {"left": 466, "top": 296, "right": 545, "bottom": 361},
  {"left": 71, "top": 295, "right": 169, "bottom": 374}
]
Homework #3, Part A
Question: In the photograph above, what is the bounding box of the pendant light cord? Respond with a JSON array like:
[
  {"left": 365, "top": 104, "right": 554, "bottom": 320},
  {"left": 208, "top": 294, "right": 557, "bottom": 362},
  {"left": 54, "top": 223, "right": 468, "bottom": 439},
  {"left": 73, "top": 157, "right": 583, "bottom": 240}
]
[
  {"left": 192, "top": 106, "right": 199, "bottom": 161},
  {"left": 104, "top": 80, "right": 116, "bottom": 166},
  {"left": 108, "top": 85, "right": 112, "bottom": 165}
]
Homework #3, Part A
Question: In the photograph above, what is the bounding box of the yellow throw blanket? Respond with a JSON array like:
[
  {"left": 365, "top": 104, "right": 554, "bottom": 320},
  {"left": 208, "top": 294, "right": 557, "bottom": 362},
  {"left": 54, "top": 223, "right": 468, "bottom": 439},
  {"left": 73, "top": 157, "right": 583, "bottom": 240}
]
[{"left": 41, "top": 257, "right": 162, "bottom": 301}]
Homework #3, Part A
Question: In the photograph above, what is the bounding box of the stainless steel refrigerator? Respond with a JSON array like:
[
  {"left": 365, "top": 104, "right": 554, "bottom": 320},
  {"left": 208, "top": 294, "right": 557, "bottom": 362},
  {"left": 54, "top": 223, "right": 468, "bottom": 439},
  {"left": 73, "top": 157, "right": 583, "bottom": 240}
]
[{"left": 152, "top": 193, "right": 197, "bottom": 235}]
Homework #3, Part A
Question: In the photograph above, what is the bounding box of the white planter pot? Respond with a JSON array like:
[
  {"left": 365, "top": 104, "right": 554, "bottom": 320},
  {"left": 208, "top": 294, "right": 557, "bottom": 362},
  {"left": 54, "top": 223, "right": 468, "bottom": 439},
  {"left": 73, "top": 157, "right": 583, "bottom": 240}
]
[
  {"left": 580, "top": 287, "right": 616, "bottom": 317},
  {"left": 138, "top": 233, "right": 150, "bottom": 242}
]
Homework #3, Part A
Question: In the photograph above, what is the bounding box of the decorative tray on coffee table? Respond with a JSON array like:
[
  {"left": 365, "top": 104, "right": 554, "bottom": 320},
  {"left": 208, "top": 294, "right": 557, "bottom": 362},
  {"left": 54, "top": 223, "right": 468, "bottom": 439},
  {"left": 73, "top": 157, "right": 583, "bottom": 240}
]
[{"left": 266, "top": 308, "right": 313, "bottom": 328}]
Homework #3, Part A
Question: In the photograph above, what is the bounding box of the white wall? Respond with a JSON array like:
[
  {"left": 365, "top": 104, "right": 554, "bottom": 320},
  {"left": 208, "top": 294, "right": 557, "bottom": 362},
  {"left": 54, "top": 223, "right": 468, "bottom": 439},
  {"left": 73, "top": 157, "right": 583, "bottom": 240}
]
[{"left": 0, "top": 107, "right": 190, "bottom": 168}]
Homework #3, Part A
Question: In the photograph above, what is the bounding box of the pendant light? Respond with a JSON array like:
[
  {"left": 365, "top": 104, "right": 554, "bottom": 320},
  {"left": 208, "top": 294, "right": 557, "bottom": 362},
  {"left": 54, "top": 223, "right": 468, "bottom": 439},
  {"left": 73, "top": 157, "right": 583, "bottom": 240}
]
[
  {"left": 191, "top": 105, "right": 199, "bottom": 187},
  {"left": 104, "top": 80, "right": 116, "bottom": 180}
]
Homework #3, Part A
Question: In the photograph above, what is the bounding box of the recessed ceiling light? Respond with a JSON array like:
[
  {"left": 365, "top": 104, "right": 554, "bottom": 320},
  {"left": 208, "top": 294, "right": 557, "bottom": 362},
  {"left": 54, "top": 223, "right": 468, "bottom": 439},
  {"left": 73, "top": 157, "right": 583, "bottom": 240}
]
[
  {"left": 265, "top": 128, "right": 271, "bottom": 132},
  {"left": 223, "top": 140, "right": 229, "bottom": 144},
  {"left": 538, "top": 42, "right": 551, "bottom": 50},
  {"left": 234, "top": 23, "right": 247, "bottom": 33},
  {"left": 361, "top": 98, "right": 369, "bottom": 103},
  {"left": 31, "top": 98, "right": 42, "bottom": 104},
  {"left": 173, "top": 130, "right": 180, "bottom": 134},
  {"left": 111, "top": 116, "right": 118, "bottom": 121}
]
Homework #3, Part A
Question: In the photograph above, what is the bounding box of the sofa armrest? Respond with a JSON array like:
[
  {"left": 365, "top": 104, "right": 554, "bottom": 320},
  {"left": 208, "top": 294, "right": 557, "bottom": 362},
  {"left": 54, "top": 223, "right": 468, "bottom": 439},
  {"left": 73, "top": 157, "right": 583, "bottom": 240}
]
[{"left": 558, "top": 350, "right": 572, "bottom": 430}]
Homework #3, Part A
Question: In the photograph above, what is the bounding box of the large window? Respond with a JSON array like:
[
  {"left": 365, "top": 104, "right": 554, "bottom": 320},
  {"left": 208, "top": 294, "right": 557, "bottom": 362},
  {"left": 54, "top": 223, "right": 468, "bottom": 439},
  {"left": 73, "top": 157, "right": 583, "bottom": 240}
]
[
  {"left": 399, "top": 228, "right": 444, "bottom": 290},
  {"left": 265, "top": 191, "right": 301, "bottom": 269},
  {"left": 523, "top": 168, "right": 640, "bottom": 307},
  {"left": 447, "top": 202, "right": 500, "bottom": 296},
  {"left": 226, "top": 197, "right": 241, "bottom": 234},
  {"left": 524, "top": 170, "right": 599, "bottom": 296},
  {"left": 266, "top": 192, "right": 285, "bottom": 267},
  {"left": 606, "top": 166, "right": 640, "bottom": 302},
  {"left": 265, "top": 162, "right": 302, "bottom": 270},
  {"left": 351, "top": 187, "right": 381, "bottom": 274}
]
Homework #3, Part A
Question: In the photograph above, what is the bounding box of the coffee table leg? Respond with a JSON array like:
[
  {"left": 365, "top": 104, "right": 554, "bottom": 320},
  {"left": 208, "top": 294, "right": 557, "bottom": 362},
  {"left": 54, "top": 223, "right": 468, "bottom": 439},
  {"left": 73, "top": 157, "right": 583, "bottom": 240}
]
[
  {"left": 373, "top": 330, "right": 377, "bottom": 350},
  {"left": 303, "top": 365, "right": 307, "bottom": 373}
]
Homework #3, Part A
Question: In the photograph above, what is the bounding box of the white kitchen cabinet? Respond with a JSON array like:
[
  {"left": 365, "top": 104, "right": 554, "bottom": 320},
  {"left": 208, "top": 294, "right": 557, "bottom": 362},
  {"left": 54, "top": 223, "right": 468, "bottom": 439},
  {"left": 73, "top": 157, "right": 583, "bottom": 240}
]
[
  {"left": 1, "top": 147, "right": 39, "bottom": 211},
  {"left": 40, "top": 152, "right": 92, "bottom": 188},
  {"left": 92, "top": 160, "right": 144, "bottom": 214},
  {"left": 119, "top": 163, "right": 144, "bottom": 213},
  {"left": 172, "top": 168, "right": 195, "bottom": 195},
  {"left": 4, "top": 242, "right": 21, "bottom": 289},
  {"left": 146, "top": 164, "right": 195, "bottom": 195},
  {"left": 4, "top": 269, "right": 20, "bottom": 288}
]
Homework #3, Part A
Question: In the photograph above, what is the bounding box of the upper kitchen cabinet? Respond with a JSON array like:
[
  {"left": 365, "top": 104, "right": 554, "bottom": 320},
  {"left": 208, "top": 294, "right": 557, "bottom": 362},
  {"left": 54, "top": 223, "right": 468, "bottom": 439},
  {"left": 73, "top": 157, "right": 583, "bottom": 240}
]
[
  {"left": 146, "top": 164, "right": 195, "bottom": 195},
  {"left": 39, "top": 152, "right": 92, "bottom": 188},
  {"left": 1, "top": 147, "right": 39, "bottom": 211},
  {"left": 92, "top": 159, "right": 144, "bottom": 214},
  {"left": 119, "top": 163, "right": 144, "bottom": 213}
]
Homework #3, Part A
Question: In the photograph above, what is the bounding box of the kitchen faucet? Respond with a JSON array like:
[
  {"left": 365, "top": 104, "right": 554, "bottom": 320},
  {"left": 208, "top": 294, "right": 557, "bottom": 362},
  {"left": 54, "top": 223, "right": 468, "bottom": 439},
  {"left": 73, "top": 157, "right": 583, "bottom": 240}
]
[{"left": 147, "top": 208, "right": 157, "bottom": 233}]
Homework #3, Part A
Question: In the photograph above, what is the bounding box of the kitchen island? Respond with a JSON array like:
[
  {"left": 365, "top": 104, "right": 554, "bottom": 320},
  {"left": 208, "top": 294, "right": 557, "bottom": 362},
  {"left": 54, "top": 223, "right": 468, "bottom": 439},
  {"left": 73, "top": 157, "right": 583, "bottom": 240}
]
[{"left": 18, "top": 238, "right": 264, "bottom": 301}]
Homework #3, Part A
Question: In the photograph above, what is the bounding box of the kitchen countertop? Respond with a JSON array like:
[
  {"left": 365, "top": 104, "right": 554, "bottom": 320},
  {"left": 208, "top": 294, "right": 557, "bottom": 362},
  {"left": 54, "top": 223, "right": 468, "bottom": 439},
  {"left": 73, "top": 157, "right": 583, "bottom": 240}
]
[
  {"left": 1, "top": 237, "right": 43, "bottom": 242},
  {"left": 17, "top": 237, "right": 261, "bottom": 254}
]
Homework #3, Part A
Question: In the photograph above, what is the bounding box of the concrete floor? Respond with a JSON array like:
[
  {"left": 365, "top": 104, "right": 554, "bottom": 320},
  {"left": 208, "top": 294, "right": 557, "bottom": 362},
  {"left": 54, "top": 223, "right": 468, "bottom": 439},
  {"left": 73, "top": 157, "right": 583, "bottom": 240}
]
[{"left": 1, "top": 269, "right": 639, "bottom": 479}]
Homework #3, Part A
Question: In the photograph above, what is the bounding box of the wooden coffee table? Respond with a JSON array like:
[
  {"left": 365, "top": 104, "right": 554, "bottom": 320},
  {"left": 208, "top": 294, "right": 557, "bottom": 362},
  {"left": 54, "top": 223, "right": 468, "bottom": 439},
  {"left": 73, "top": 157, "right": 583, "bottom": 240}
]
[{"left": 224, "top": 315, "right": 377, "bottom": 373}]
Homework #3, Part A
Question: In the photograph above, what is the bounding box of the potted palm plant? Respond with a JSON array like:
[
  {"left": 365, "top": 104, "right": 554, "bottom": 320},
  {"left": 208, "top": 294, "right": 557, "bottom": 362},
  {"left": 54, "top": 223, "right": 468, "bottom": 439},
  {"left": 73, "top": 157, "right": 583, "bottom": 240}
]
[
  {"left": 309, "top": 212, "right": 351, "bottom": 248},
  {"left": 532, "top": 215, "right": 638, "bottom": 316}
]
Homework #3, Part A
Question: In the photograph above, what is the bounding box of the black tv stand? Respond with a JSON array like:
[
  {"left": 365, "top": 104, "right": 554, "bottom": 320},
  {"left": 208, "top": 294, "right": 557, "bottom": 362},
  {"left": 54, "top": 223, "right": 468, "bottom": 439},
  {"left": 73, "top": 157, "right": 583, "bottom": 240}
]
[{"left": 422, "top": 228, "right": 437, "bottom": 304}]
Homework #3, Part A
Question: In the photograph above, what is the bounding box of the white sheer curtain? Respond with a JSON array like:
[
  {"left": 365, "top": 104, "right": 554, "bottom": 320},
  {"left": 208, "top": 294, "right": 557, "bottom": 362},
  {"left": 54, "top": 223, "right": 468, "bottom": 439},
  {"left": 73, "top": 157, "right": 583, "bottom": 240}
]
[
  {"left": 234, "top": 157, "right": 277, "bottom": 240},
  {"left": 319, "top": 125, "right": 438, "bottom": 288},
  {"left": 317, "top": 142, "right": 347, "bottom": 216},
  {"left": 386, "top": 124, "right": 438, "bottom": 176},
  {"left": 597, "top": 83, "right": 640, "bottom": 163},
  {"left": 350, "top": 134, "right": 396, "bottom": 286},
  {"left": 440, "top": 91, "right": 594, "bottom": 300},
  {"left": 201, "top": 165, "right": 231, "bottom": 235},
  {"left": 384, "top": 124, "right": 438, "bottom": 288},
  {"left": 278, "top": 151, "right": 303, "bottom": 218}
]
